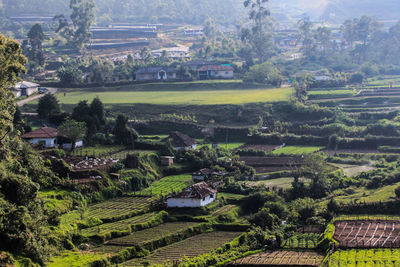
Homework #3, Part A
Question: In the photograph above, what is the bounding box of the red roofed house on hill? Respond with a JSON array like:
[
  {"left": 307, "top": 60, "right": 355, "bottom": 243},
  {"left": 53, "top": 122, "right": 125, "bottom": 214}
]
[
  {"left": 198, "top": 65, "right": 234, "bottom": 80},
  {"left": 167, "top": 182, "right": 217, "bottom": 208},
  {"left": 21, "top": 126, "right": 83, "bottom": 149}
]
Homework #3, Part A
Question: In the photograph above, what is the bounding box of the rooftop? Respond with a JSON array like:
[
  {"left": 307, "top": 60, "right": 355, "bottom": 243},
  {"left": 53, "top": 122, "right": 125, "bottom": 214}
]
[
  {"left": 21, "top": 126, "right": 58, "bottom": 139},
  {"left": 135, "top": 67, "right": 176, "bottom": 74},
  {"left": 198, "top": 65, "right": 234, "bottom": 71},
  {"left": 171, "top": 182, "right": 217, "bottom": 199},
  {"left": 164, "top": 131, "right": 197, "bottom": 148}
]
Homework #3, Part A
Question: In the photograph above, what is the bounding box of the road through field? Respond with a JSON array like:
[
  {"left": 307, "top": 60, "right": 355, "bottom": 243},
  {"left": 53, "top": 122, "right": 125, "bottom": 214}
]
[{"left": 17, "top": 87, "right": 58, "bottom": 107}]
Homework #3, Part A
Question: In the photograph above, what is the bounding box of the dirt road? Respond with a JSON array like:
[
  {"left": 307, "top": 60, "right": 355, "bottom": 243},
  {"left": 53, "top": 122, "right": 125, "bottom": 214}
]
[{"left": 17, "top": 87, "right": 58, "bottom": 107}]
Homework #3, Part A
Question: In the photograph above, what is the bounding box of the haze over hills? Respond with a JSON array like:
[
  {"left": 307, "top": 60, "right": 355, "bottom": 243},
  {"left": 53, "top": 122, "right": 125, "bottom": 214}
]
[{"left": 1, "top": 0, "right": 400, "bottom": 25}]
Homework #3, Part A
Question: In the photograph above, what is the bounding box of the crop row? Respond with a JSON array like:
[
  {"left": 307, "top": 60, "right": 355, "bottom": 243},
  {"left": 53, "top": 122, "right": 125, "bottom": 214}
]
[
  {"left": 327, "top": 249, "right": 400, "bottom": 267},
  {"left": 106, "top": 222, "right": 200, "bottom": 246},
  {"left": 82, "top": 212, "right": 159, "bottom": 236},
  {"left": 87, "top": 197, "right": 154, "bottom": 220},
  {"left": 123, "top": 231, "right": 242, "bottom": 266},
  {"left": 281, "top": 234, "right": 319, "bottom": 249},
  {"left": 231, "top": 250, "right": 324, "bottom": 266}
]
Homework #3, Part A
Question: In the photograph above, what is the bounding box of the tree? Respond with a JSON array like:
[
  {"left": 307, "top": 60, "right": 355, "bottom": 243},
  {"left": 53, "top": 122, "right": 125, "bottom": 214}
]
[
  {"left": 22, "top": 24, "right": 45, "bottom": 72},
  {"left": 113, "top": 114, "right": 138, "bottom": 147},
  {"left": 395, "top": 186, "right": 400, "bottom": 199},
  {"left": 70, "top": 0, "right": 96, "bottom": 50},
  {"left": 300, "top": 153, "right": 331, "bottom": 198},
  {"left": 58, "top": 119, "right": 87, "bottom": 150},
  {"left": 0, "top": 33, "right": 53, "bottom": 264},
  {"left": 57, "top": 65, "right": 83, "bottom": 85},
  {"left": 243, "top": 62, "right": 283, "bottom": 85},
  {"left": 297, "top": 17, "right": 315, "bottom": 60},
  {"left": 241, "top": 0, "right": 273, "bottom": 62},
  {"left": 90, "top": 97, "right": 106, "bottom": 126},
  {"left": 37, "top": 94, "right": 60, "bottom": 119}
]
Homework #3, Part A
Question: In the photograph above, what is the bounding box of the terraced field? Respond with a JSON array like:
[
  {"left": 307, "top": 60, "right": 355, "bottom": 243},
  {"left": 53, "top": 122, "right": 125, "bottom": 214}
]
[
  {"left": 229, "top": 250, "right": 324, "bottom": 266},
  {"left": 211, "top": 205, "right": 237, "bottom": 216},
  {"left": 105, "top": 222, "right": 200, "bottom": 246},
  {"left": 123, "top": 231, "right": 242, "bottom": 266},
  {"left": 87, "top": 197, "right": 154, "bottom": 221},
  {"left": 82, "top": 212, "right": 159, "bottom": 236},
  {"left": 333, "top": 220, "right": 400, "bottom": 248},
  {"left": 135, "top": 174, "right": 192, "bottom": 196}
]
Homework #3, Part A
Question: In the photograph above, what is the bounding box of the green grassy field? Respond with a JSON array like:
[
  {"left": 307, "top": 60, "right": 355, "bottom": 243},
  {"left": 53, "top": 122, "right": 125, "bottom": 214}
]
[
  {"left": 246, "top": 177, "right": 310, "bottom": 190},
  {"left": 270, "top": 146, "right": 324, "bottom": 155},
  {"left": 47, "top": 251, "right": 108, "bottom": 267},
  {"left": 135, "top": 174, "right": 192, "bottom": 196},
  {"left": 71, "top": 145, "right": 125, "bottom": 157},
  {"left": 319, "top": 182, "right": 400, "bottom": 207},
  {"left": 54, "top": 85, "right": 292, "bottom": 105}
]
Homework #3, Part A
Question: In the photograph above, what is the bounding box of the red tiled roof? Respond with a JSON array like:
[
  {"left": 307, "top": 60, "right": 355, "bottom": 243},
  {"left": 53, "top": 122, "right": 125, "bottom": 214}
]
[
  {"left": 171, "top": 182, "right": 217, "bottom": 199},
  {"left": 198, "top": 65, "right": 234, "bottom": 71},
  {"left": 21, "top": 126, "right": 58, "bottom": 139}
]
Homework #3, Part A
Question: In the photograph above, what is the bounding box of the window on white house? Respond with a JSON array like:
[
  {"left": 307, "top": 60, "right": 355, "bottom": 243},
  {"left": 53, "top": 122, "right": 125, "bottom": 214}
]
[
  {"left": 210, "top": 194, "right": 214, "bottom": 198},
  {"left": 203, "top": 197, "right": 206, "bottom": 201}
]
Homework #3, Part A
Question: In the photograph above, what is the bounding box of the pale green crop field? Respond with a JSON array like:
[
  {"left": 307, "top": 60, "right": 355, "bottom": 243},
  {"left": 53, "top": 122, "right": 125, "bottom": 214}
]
[
  {"left": 270, "top": 146, "right": 324, "bottom": 155},
  {"left": 55, "top": 87, "right": 293, "bottom": 105}
]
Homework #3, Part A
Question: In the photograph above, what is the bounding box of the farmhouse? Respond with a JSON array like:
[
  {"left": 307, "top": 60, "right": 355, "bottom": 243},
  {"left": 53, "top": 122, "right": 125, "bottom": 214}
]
[
  {"left": 167, "top": 182, "right": 217, "bottom": 208},
  {"left": 198, "top": 65, "right": 234, "bottom": 80},
  {"left": 21, "top": 126, "right": 83, "bottom": 149},
  {"left": 163, "top": 131, "right": 197, "bottom": 150},
  {"left": 12, "top": 81, "right": 39, "bottom": 97},
  {"left": 135, "top": 67, "right": 177, "bottom": 81}
]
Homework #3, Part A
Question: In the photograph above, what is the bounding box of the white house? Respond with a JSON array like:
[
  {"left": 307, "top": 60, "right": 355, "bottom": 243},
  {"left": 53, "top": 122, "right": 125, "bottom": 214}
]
[
  {"left": 167, "top": 182, "right": 217, "bottom": 208},
  {"left": 135, "top": 67, "right": 177, "bottom": 81},
  {"left": 21, "top": 126, "right": 83, "bottom": 149},
  {"left": 198, "top": 65, "right": 234, "bottom": 80},
  {"left": 12, "top": 81, "right": 39, "bottom": 97}
]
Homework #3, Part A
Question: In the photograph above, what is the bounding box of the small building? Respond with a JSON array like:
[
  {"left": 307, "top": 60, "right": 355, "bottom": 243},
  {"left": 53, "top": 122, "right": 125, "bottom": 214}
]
[
  {"left": 135, "top": 67, "right": 177, "bottom": 81},
  {"left": 21, "top": 126, "right": 83, "bottom": 149},
  {"left": 160, "top": 156, "right": 174, "bottom": 166},
  {"left": 192, "top": 168, "right": 214, "bottom": 182},
  {"left": 198, "top": 65, "right": 234, "bottom": 80},
  {"left": 12, "top": 81, "right": 39, "bottom": 97},
  {"left": 163, "top": 131, "right": 197, "bottom": 150},
  {"left": 21, "top": 126, "right": 59, "bottom": 148},
  {"left": 167, "top": 182, "right": 217, "bottom": 208}
]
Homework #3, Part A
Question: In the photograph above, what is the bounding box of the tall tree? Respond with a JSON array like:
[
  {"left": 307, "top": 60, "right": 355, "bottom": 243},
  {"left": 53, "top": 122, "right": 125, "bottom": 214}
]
[
  {"left": 37, "top": 94, "right": 60, "bottom": 119},
  {"left": 22, "top": 24, "right": 45, "bottom": 71},
  {"left": 0, "top": 33, "right": 54, "bottom": 264},
  {"left": 241, "top": 0, "right": 273, "bottom": 63},
  {"left": 113, "top": 114, "right": 138, "bottom": 147},
  {"left": 297, "top": 17, "right": 315, "bottom": 60},
  {"left": 70, "top": 0, "right": 96, "bottom": 50}
]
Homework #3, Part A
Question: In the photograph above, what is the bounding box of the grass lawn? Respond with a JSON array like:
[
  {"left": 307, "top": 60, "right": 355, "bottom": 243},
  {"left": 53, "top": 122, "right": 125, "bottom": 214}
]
[
  {"left": 47, "top": 251, "right": 108, "bottom": 267},
  {"left": 270, "top": 146, "right": 324, "bottom": 155},
  {"left": 54, "top": 85, "right": 292, "bottom": 105},
  {"left": 308, "top": 90, "right": 355, "bottom": 95},
  {"left": 199, "top": 142, "right": 244, "bottom": 150}
]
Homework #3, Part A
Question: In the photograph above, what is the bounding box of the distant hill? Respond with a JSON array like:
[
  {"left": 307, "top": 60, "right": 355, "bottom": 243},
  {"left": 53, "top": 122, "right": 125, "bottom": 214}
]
[{"left": 320, "top": 0, "right": 400, "bottom": 23}]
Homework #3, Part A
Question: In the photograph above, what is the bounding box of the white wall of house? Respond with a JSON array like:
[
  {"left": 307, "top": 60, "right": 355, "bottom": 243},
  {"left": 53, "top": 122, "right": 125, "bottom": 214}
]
[
  {"left": 211, "top": 70, "right": 234, "bottom": 79},
  {"left": 26, "top": 138, "right": 57, "bottom": 148},
  {"left": 192, "top": 175, "right": 205, "bottom": 181},
  {"left": 167, "top": 193, "right": 216, "bottom": 208},
  {"left": 62, "top": 140, "right": 83, "bottom": 150}
]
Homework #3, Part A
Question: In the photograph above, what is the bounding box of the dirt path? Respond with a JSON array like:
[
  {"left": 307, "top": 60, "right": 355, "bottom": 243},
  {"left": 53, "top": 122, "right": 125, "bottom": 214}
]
[{"left": 17, "top": 87, "right": 59, "bottom": 107}]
